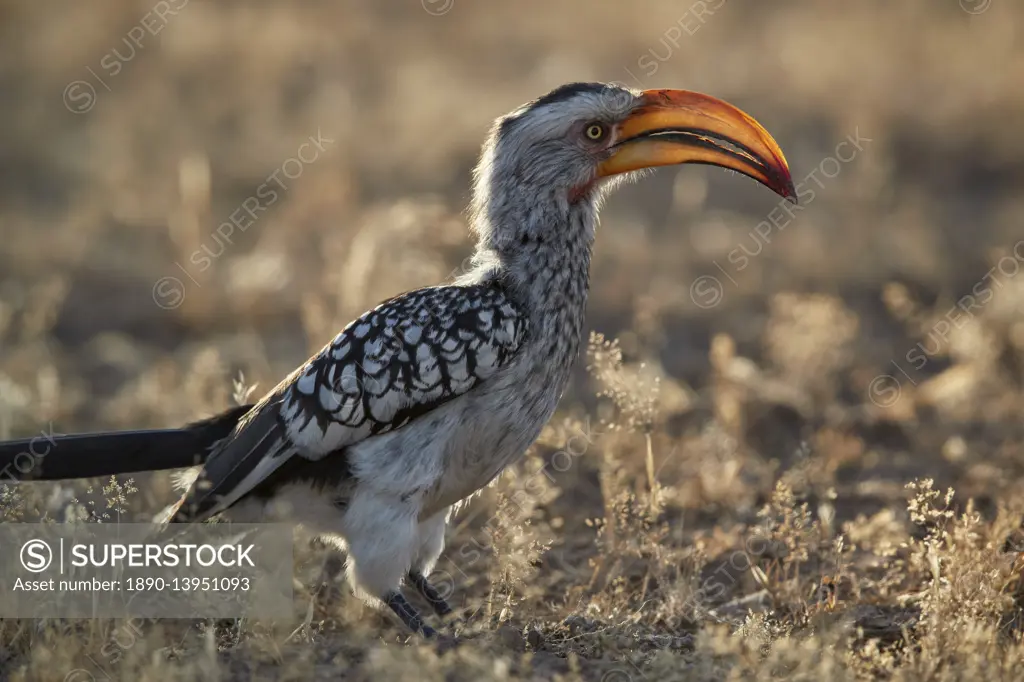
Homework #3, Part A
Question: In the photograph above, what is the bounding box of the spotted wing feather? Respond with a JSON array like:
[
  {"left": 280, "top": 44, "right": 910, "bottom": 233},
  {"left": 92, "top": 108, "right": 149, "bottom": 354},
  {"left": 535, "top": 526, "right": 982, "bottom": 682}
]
[{"left": 282, "top": 284, "right": 528, "bottom": 455}]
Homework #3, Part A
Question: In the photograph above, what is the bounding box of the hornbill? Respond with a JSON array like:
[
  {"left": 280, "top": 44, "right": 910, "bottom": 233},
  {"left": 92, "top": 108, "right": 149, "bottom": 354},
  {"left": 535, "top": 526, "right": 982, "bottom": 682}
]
[{"left": 0, "top": 83, "right": 794, "bottom": 636}]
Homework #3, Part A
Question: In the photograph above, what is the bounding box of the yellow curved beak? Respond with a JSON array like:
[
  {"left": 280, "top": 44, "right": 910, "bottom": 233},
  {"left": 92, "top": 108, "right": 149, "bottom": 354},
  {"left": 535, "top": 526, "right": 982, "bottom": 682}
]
[{"left": 598, "top": 89, "right": 796, "bottom": 202}]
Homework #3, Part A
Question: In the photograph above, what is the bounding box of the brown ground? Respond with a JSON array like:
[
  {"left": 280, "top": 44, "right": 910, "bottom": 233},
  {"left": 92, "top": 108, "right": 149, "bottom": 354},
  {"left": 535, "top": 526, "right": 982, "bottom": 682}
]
[{"left": 2, "top": 1, "right": 1024, "bottom": 680}]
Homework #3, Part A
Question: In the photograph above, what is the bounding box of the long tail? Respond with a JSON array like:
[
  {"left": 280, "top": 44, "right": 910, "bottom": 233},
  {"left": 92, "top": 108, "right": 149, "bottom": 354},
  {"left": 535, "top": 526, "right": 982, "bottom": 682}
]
[{"left": 0, "top": 405, "right": 254, "bottom": 481}]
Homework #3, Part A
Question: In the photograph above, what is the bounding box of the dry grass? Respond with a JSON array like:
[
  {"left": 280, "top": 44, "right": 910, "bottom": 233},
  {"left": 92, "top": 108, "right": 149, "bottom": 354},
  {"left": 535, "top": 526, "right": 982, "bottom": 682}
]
[{"left": 2, "top": 0, "right": 1024, "bottom": 679}]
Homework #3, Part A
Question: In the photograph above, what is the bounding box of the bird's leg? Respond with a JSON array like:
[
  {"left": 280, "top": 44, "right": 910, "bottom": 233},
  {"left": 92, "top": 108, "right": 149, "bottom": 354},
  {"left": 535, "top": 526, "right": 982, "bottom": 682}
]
[
  {"left": 407, "top": 571, "right": 453, "bottom": 617},
  {"left": 409, "top": 509, "right": 455, "bottom": 618},
  {"left": 385, "top": 591, "right": 437, "bottom": 638},
  {"left": 341, "top": 493, "right": 440, "bottom": 637}
]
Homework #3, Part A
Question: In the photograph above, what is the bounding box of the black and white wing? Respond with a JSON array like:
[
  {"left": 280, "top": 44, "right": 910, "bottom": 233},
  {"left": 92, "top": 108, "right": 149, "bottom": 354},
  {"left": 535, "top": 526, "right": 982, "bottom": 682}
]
[{"left": 169, "top": 283, "right": 527, "bottom": 522}]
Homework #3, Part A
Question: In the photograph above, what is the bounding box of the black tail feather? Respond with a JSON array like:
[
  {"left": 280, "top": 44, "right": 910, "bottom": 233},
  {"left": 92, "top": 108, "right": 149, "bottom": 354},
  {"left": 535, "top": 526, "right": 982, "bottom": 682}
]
[{"left": 0, "top": 405, "right": 253, "bottom": 481}]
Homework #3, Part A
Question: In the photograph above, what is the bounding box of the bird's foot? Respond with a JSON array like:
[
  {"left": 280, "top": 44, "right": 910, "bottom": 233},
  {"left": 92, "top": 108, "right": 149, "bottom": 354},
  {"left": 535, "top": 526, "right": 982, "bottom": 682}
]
[
  {"left": 407, "top": 570, "right": 454, "bottom": 617},
  {"left": 385, "top": 591, "right": 435, "bottom": 638}
]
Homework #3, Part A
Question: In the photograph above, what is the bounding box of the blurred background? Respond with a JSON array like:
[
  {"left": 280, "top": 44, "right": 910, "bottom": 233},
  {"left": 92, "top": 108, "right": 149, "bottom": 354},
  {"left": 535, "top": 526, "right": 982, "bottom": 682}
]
[{"left": 1, "top": 1, "right": 1023, "bottom": 680}]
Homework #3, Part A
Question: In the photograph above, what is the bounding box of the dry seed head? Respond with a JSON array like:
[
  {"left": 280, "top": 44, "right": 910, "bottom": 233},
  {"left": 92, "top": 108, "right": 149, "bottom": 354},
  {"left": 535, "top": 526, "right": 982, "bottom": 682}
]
[{"left": 586, "top": 331, "right": 661, "bottom": 434}]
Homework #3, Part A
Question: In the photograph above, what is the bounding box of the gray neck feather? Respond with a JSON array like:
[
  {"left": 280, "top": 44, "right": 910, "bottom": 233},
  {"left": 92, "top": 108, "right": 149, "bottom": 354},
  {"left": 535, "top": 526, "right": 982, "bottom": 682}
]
[{"left": 462, "top": 142, "right": 598, "bottom": 371}]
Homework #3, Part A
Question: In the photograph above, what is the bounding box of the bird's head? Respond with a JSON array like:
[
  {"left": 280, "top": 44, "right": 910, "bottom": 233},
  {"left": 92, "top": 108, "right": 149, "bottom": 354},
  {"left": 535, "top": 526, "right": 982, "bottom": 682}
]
[{"left": 472, "top": 82, "right": 795, "bottom": 247}]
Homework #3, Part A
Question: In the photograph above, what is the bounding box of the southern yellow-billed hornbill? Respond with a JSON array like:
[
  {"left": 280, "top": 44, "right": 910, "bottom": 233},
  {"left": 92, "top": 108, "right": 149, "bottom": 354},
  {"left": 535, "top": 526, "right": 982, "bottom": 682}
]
[{"left": 0, "top": 83, "right": 794, "bottom": 636}]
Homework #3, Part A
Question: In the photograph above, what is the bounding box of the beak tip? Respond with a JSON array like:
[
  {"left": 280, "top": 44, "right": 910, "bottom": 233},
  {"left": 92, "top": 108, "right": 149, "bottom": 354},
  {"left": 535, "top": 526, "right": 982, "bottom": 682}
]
[{"left": 777, "top": 175, "right": 798, "bottom": 204}]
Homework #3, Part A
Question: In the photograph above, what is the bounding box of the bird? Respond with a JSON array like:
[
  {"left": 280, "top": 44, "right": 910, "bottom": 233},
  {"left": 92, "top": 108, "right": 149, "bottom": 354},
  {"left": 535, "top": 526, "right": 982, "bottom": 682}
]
[{"left": 0, "top": 82, "right": 794, "bottom": 637}]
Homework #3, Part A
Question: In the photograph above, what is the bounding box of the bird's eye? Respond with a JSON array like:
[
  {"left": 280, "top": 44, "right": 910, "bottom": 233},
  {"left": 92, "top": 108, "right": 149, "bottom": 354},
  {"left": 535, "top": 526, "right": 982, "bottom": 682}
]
[{"left": 584, "top": 123, "right": 606, "bottom": 141}]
